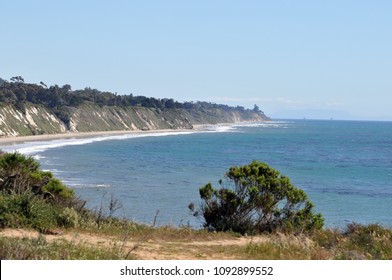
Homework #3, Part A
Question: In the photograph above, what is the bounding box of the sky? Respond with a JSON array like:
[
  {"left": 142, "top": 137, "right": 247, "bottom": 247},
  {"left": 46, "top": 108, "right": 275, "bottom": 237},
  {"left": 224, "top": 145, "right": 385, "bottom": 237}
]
[{"left": 1, "top": 0, "right": 391, "bottom": 120}]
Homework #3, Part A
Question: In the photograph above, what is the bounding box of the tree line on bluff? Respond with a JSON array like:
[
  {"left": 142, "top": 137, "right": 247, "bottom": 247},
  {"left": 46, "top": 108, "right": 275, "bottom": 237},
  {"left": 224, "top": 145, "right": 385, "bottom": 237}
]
[{"left": 0, "top": 76, "right": 264, "bottom": 126}]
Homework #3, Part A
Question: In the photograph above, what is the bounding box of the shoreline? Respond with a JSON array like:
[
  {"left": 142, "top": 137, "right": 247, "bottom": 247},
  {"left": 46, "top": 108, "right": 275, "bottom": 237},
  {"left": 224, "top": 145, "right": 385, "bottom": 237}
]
[
  {"left": 0, "top": 121, "right": 267, "bottom": 146},
  {"left": 0, "top": 124, "right": 215, "bottom": 146}
]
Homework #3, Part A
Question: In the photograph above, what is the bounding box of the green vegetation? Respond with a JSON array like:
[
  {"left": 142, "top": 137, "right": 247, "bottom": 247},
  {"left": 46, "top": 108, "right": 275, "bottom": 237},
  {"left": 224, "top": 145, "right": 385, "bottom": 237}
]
[
  {"left": 0, "top": 151, "right": 83, "bottom": 232},
  {"left": 0, "top": 152, "right": 391, "bottom": 260},
  {"left": 312, "top": 223, "right": 392, "bottom": 260},
  {"left": 0, "top": 76, "right": 269, "bottom": 136},
  {"left": 0, "top": 76, "right": 268, "bottom": 128},
  {"left": 191, "top": 160, "right": 324, "bottom": 234}
]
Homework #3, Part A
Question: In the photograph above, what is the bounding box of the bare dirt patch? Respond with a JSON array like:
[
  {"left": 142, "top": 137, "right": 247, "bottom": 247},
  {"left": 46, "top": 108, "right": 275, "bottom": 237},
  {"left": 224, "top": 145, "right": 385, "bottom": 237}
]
[{"left": 0, "top": 228, "right": 271, "bottom": 260}]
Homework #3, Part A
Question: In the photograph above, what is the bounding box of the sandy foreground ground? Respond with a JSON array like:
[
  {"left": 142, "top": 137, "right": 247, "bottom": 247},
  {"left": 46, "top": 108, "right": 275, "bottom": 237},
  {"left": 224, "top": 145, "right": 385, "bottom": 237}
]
[{"left": 0, "top": 125, "right": 211, "bottom": 146}]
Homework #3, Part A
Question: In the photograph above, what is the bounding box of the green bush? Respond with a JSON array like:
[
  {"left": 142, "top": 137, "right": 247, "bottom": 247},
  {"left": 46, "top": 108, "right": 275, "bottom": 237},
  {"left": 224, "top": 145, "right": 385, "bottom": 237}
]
[
  {"left": 0, "top": 152, "right": 40, "bottom": 175},
  {"left": 192, "top": 160, "right": 324, "bottom": 234},
  {"left": 0, "top": 152, "right": 84, "bottom": 231},
  {"left": 0, "top": 152, "right": 40, "bottom": 194},
  {"left": 0, "top": 191, "right": 58, "bottom": 231},
  {"left": 0, "top": 152, "right": 76, "bottom": 202},
  {"left": 59, "top": 207, "right": 79, "bottom": 228},
  {"left": 42, "top": 178, "right": 74, "bottom": 200}
]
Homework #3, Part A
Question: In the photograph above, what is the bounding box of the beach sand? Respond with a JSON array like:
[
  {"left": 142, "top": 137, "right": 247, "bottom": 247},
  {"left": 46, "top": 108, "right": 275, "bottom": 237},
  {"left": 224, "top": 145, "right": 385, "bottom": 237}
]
[{"left": 0, "top": 125, "right": 209, "bottom": 146}]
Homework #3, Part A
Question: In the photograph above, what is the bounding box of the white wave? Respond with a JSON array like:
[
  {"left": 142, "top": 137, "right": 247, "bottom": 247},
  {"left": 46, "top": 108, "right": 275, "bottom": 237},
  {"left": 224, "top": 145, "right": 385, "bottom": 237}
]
[
  {"left": 0, "top": 122, "right": 289, "bottom": 155},
  {"left": 96, "top": 184, "right": 111, "bottom": 188},
  {"left": 200, "top": 122, "right": 291, "bottom": 132},
  {"left": 32, "top": 154, "right": 46, "bottom": 160},
  {"left": 49, "top": 169, "right": 66, "bottom": 173},
  {"left": 70, "top": 183, "right": 112, "bottom": 189},
  {"left": 199, "top": 124, "right": 238, "bottom": 133},
  {"left": 212, "top": 125, "right": 237, "bottom": 132},
  {"left": 0, "top": 131, "right": 200, "bottom": 155},
  {"left": 6, "top": 138, "right": 105, "bottom": 155},
  {"left": 232, "top": 121, "right": 292, "bottom": 128}
]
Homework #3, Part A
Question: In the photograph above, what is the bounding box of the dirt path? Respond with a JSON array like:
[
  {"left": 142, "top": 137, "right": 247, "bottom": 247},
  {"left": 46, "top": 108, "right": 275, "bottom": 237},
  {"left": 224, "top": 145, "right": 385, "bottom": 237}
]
[{"left": 0, "top": 228, "right": 269, "bottom": 259}]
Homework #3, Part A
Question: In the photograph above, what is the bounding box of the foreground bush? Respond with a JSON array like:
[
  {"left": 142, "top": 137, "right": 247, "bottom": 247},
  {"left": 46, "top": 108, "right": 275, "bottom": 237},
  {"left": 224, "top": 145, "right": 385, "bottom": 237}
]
[
  {"left": 0, "top": 191, "right": 58, "bottom": 231},
  {"left": 0, "top": 152, "right": 85, "bottom": 231},
  {"left": 0, "top": 152, "right": 75, "bottom": 203},
  {"left": 191, "top": 160, "right": 324, "bottom": 234}
]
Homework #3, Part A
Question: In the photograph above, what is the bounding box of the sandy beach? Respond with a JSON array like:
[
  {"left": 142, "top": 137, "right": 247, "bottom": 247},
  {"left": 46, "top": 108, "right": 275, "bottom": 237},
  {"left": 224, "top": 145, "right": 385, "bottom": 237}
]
[{"left": 0, "top": 125, "right": 212, "bottom": 146}]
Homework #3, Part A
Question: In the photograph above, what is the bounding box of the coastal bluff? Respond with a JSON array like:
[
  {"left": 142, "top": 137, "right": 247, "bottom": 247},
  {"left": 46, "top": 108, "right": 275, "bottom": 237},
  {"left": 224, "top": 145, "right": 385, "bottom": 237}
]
[
  {"left": 0, "top": 79, "right": 269, "bottom": 137},
  {"left": 0, "top": 103, "right": 269, "bottom": 137}
]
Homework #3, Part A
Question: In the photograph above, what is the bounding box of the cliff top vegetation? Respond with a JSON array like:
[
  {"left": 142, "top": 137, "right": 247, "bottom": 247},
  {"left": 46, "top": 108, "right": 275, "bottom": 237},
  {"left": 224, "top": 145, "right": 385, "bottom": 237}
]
[{"left": 0, "top": 76, "right": 265, "bottom": 115}]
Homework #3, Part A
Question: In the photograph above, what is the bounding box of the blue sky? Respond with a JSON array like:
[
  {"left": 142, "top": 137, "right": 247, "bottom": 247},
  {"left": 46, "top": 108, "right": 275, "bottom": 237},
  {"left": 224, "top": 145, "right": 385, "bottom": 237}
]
[{"left": 1, "top": 0, "right": 391, "bottom": 120}]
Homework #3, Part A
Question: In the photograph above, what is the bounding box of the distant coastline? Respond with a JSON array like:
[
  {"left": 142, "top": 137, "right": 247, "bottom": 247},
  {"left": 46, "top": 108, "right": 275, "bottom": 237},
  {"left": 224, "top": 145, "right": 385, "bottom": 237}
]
[{"left": 1, "top": 80, "right": 269, "bottom": 138}]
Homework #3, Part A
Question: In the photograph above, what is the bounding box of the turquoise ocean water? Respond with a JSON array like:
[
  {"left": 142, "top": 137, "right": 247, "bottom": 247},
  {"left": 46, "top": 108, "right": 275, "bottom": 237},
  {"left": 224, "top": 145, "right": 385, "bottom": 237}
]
[{"left": 2, "top": 120, "right": 392, "bottom": 228}]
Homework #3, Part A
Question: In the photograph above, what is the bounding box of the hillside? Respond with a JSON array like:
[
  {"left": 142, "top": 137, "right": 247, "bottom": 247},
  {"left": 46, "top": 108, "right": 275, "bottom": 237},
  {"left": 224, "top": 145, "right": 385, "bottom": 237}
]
[{"left": 0, "top": 78, "right": 269, "bottom": 137}]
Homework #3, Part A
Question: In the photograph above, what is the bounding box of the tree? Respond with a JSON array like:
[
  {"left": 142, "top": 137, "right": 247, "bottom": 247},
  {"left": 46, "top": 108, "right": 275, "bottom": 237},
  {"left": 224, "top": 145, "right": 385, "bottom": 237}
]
[
  {"left": 0, "top": 89, "right": 17, "bottom": 103},
  {"left": 61, "top": 84, "right": 72, "bottom": 92},
  {"left": 191, "top": 160, "right": 324, "bottom": 234},
  {"left": 10, "top": 76, "right": 24, "bottom": 83},
  {"left": 164, "top": 98, "right": 175, "bottom": 109}
]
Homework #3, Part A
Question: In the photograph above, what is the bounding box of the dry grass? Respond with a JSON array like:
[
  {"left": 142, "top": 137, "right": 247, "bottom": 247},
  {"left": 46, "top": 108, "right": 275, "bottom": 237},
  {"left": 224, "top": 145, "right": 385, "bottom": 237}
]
[
  {"left": 0, "top": 234, "right": 136, "bottom": 260},
  {"left": 1, "top": 223, "right": 391, "bottom": 260}
]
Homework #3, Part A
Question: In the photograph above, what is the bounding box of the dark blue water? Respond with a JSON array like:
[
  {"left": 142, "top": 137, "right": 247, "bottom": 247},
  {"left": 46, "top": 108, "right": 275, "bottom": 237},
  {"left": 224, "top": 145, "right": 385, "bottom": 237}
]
[{"left": 3, "top": 120, "right": 392, "bottom": 228}]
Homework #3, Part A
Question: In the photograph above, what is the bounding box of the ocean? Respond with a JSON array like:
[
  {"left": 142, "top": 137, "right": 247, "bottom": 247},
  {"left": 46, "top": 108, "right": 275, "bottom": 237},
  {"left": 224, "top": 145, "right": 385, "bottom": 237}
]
[{"left": 2, "top": 119, "right": 392, "bottom": 229}]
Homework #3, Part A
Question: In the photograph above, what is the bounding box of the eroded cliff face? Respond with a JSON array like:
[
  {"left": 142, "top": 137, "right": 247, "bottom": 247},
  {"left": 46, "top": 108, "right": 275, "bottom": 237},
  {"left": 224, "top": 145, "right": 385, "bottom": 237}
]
[
  {"left": 67, "top": 104, "right": 194, "bottom": 132},
  {"left": 0, "top": 104, "right": 67, "bottom": 136},
  {"left": 0, "top": 103, "right": 269, "bottom": 137}
]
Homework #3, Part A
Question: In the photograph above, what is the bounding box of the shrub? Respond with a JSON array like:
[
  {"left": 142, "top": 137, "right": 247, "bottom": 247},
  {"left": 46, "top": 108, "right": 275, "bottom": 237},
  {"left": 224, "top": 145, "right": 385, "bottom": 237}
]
[
  {"left": 59, "top": 207, "right": 79, "bottom": 228},
  {"left": 192, "top": 160, "right": 324, "bottom": 234},
  {"left": 0, "top": 191, "right": 58, "bottom": 231},
  {"left": 341, "top": 223, "right": 392, "bottom": 259},
  {"left": 42, "top": 178, "right": 74, "bottom": 200},
  {"left": 0, "top": 151, "right": 40, "bottom": 175},
  {"left": 0, "top": 152, "right": 85, "bottom": 230},
  {"left": 0, "top": 152, "right": 77, "bottom": 203},
  {"left": 0, "top": 152, "right": 40, "bottom": 193}
]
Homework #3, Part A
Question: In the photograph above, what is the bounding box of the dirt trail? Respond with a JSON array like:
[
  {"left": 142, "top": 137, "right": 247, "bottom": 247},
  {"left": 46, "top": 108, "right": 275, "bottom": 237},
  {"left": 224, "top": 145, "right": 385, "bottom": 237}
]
[{"left": 0, "top": 228, "right": 268, "bottom": 260}]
